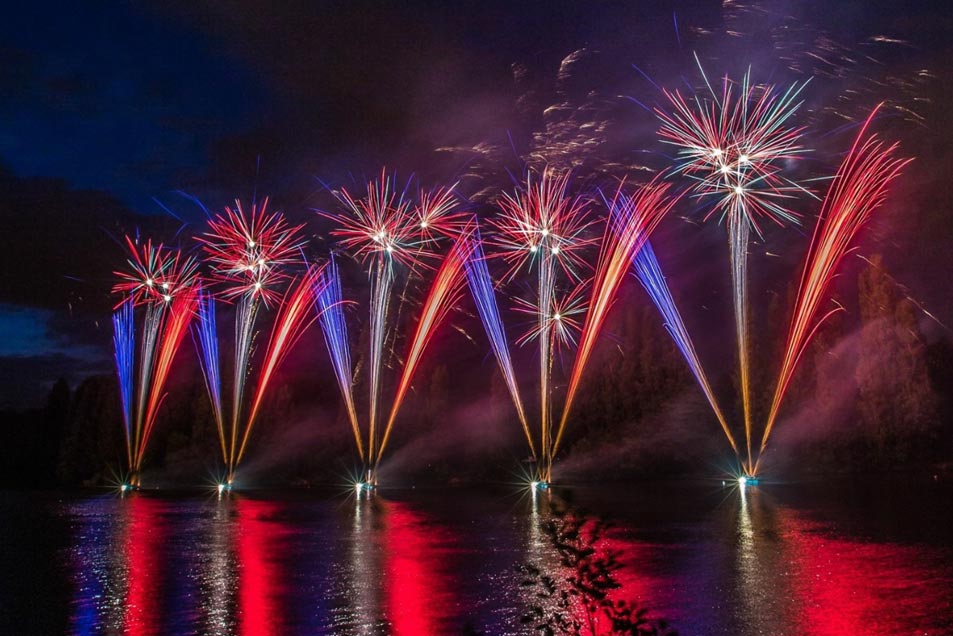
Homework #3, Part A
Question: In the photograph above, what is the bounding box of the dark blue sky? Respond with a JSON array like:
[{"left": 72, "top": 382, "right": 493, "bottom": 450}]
[{"left": 1, "top": 0, "right": 950, "bottom": 407}]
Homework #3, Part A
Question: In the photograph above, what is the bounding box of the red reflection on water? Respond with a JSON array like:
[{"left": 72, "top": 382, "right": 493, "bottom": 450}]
[
  {"left": 122, "top": 496, "right": 165, "bottom": 636},
  {"left": 783, "top": 511, "right": 951, "bottom": 635},
  {"left": 383, "top": 501, "right": 455, "bottom": 635},
  {"left": 236, "top": 498, "right": 286, "bottom": 636}
]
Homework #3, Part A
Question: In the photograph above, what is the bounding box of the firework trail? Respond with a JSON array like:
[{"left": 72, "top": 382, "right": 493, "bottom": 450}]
[
  {"left": 656, "top": 63, "right": 809, "bottom": 473},
  {"left": 113, "top": 300, "right": 135, "bottom": 469},
  {"left": 193, "top": 290, "right": 226, "bottom": 463},
  {"left": 323, "top": 170, "right": 465, "bottom": 481},
  {"left": 377, "top": 230, "right": 477, "bottom": 467},
  {"left": 756, "top": 106, "right": 910, "bottom": 473},
  {"left": 554, "top": 181, "right": 679, "bottom": 469},
  {"left": 314, "top": 257, "right": 363, "bottom": 461},
  {"left": 238, "top": 264, "right": 328, "bottom": 467},
  {"left": 327, "top": 171, "right": 415, "bottom": 474},
  {"left": 463, "top": 228, "right": 534, "bottom": 457},
  {"left": 138, "top": 290, "right": 198, "bottom": 475},
  {"left": 490, "top": 169, "right": 595, "bottom": 481},
  {"left": 631, "top": 240, "right": 737, "bottom": 453},
  {"left": 197, "top": 199, "right": 307, "bottom": 482},
  {"left": 112, "top": 237, "right": 198, "bottom": 484}
]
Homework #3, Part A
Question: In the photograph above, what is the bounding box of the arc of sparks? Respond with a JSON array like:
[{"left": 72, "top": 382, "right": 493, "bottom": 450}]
[
  {"left": 193, "top": 289, "right": 226, "bottom": 464},
  {"left": 314, "top": 257, "right": 364, "bottom": 462},
  {"left": 553, "top": 179, "right": 680, "bottom": 467},
  {"left": 756, "top": 106, "right": 910, "bottom": 474},
  {"left": 376, "top": 229, "right": 478, "bottom": 468},
  {"left": 235, "top": 264, "right": 329, "bottom": 468},
  {"left": 656, "top": 66, "right": 810, "bottom": 473},
  {"left": 113, "top": 300, "right": 136, "bottom": 469},
  {"left": 631, "top": 241, "right": 737, "bottom": 454},
  {"left": 463, "top": 227, "right": 535, "bottom": 458}
]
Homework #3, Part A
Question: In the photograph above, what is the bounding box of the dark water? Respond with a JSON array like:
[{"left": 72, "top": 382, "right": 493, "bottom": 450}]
[{"left": 1, "top": 480, "right": 951, "bottom": 635}]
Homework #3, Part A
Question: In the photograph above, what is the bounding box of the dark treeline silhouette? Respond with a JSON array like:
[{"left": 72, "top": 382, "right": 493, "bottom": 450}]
[{"left": 1, "top": 256, "right": 950, "bottom": 487}]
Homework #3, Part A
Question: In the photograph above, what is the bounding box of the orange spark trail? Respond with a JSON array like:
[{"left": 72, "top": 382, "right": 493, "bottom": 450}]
[
  {"left": 553, "top": 179, "right": 680, "bottom": 463},
  {"left": 757, "top": 106, "right": 910, "bottom": 473},
  {"left": 376, "top": 230, "right": 477, "bottom": 467}
]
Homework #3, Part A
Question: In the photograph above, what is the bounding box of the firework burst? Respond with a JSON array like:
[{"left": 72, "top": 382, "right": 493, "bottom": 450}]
[
  {"left": 113, "top": 237, "right": 199, "bottom": 485},
  {"left": 320, "top": 170, "right": 466, "bottom": 483},
  {"left": 193, "top": 199, "right": 311, "bottom": 484},
  {"left": 656, "top": 63, "right": 810, "bottom": 473},
  {"left": 487, "top": 168, "right": 598, "bottom": 482}
]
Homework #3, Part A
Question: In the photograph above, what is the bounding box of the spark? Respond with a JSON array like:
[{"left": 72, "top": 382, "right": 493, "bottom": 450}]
[{"left": 757, "top": 106, "right": 910, "bottom": 473}]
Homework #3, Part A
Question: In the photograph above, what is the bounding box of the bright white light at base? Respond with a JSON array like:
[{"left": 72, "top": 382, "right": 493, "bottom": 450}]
[
  {"left": 738, "top": 476, "right": 748, "bottom": 486},
  {"left": 120, "top": 484, "right": 129, "bottom": 492},
  {"left": 734, "top": 185, "right": 744, "bottom": 195},
  {"left": 530, "top": 481, "right": 538, "bottom": 489},
  {"left": 217, "top": 483, "right": 225, "bottom": 493}
]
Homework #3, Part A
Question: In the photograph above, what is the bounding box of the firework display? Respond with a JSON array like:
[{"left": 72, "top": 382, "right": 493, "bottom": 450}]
[
  {"left": 756, "top": 106, "right": 910, "bottom": 473},
  {"left": 655, "top": 65, "right": 811, "bottom": 474},
  {"left": 318, "top": 171, "right": 466, "bottom": 485},
  {"left": 112, "top": 237, "right": 199, "bottom": 487},
  {"left": 191, "top": 199, "right": 316, "bottom": 486},
  {"left": 110, "top": 75, "right": 908, "bottom": 489}
]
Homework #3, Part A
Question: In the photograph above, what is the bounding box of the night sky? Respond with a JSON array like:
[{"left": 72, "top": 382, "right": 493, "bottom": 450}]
[{"left": 1, "top": 0, "right": 951, "bottom": 408}]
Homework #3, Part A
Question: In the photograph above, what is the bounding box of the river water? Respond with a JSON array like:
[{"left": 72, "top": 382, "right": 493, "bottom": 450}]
[{"left": 1, "top": 479, "right": 951, "bottom": 635}]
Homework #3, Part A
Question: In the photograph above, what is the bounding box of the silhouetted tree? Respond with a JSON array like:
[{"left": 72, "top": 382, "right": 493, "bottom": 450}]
[{"left": 518, "top": 501, "right": 677, "bottom": 636}]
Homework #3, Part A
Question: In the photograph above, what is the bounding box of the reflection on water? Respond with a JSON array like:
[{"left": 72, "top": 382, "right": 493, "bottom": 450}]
[{"left": 5, "top": 481, "right": 947, "bottom": 635}]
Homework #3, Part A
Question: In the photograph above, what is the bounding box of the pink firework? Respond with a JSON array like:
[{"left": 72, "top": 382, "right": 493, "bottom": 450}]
[
  {"left": 657, "top": 65, "right": 810, "bottom": 233},
  {"left": 489, "top": 169, "right": 597, "bottom": 282},
  {"left": 200, "top": 198, "right": 306, "bottom": 306},
  {"left": 113, "top": 235, "right": 198, "bottom": 307}
]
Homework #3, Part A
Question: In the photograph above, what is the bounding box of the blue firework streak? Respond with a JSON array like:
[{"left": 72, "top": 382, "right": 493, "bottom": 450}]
[
  {"left": 193, "top": 289, "right": 226, "bottom": 463},
  {"left": 462, "top": 228, "right": 534, "bottom": 458},
  {"left": 112, "top": 299, "right": 135, "bottom": 467},
  {"left": 314, "top": 256, "right": 363, "bottom": 461},
  {"left": 631, "top": 240, "right": 737, "bottom": 454}
]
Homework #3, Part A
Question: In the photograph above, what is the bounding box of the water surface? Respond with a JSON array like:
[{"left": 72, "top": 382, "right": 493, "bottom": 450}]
[{"left": 1, "top": 480, "right": 951, "bottom": 635}]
